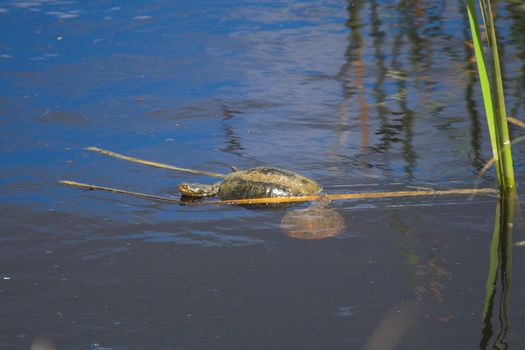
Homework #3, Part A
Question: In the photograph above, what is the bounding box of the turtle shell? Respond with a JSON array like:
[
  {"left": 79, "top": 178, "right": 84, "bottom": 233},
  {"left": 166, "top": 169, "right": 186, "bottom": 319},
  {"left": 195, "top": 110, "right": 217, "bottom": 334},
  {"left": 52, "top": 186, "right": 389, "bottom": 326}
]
[{"left": 217, "top": 167, "right": 321, "bottom": 200}]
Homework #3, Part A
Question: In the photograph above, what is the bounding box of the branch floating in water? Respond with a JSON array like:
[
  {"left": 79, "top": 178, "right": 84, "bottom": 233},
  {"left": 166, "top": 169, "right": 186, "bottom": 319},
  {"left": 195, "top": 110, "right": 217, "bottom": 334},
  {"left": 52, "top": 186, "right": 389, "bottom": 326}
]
[
  {"left": 86, "top": 147, "right": 227, "bottom": 178},
  {"left": 59, "top": 180, "right": 182, "bottom": 203},
  {"left": 205, "top": 188, "right": 498, "bottom": 205},
  {"left": 60, "top": 180, "right": 498, "bottom": 206}
]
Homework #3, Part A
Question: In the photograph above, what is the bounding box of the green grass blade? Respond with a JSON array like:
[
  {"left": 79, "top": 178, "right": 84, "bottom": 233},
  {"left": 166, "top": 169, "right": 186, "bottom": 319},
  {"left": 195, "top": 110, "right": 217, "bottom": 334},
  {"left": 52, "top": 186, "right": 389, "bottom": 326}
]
[
  {"left": 466, "top": 0, "right": 515, "bottom": 192},
  {"left": 485, "top": 1, "right": 515, "bottom": 191},
  {"left": 466, "top": 1, "right": 499, "bottom": 179}
]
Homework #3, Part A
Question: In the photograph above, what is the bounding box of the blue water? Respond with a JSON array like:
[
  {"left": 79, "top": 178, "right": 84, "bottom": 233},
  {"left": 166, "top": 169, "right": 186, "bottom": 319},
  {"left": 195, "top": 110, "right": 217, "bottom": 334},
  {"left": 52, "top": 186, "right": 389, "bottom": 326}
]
[{"left": 1, "top": 1, "right": 525, "bottom": 349}]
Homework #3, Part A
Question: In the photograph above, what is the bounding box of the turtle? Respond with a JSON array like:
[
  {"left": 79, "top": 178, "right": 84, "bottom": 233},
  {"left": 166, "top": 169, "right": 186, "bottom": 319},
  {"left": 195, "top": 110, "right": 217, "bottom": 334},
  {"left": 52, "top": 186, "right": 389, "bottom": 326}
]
[
  {"left": 61, "top": 147, "right": 346, "bottom": 239},
  {"left": 178, "top": 166, "right": 322, "bottom": 200},
  {"left": 178, "top": 166, "right": 344, "bottom": 238}
]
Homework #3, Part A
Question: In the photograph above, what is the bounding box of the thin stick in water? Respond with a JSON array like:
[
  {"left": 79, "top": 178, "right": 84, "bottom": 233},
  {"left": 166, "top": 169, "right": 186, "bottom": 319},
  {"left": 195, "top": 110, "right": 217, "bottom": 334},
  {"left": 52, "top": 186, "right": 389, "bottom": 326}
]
[
  {"left": 508, "top": 116, "right": 525, "bottom": 129},
  {"left": 59, "top": 180, "right": 182, "bottom": 203},
  {"left": 60, "top": 180, "right": 497, "bottom": 206},
  {"left": 86, "top": 147, "right": 226, "bottom": 178},
  {"left": 478, "top": 135, "right": 525, "bottom": 177},
  {"left": 206, "top": 188, "right": 498, "bottom": 205}
]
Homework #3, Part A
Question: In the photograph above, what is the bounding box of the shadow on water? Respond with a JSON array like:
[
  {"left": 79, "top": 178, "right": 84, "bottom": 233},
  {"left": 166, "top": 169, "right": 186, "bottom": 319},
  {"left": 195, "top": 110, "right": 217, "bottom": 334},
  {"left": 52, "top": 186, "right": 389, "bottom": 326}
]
[{"left": 479, "top": 195, "right": 515, "bottom": 350}]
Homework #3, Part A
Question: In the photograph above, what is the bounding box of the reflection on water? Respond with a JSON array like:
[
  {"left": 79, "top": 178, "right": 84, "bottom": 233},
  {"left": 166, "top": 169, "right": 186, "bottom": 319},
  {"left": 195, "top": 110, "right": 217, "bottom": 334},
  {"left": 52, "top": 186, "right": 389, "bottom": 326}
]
[
  {"left": 371, "top": 0, "right": 391, "bottom": 160},
  {"left": 362, "top": 300, "right": 422, "bottom": 350},
  {"left": 219, "top": 105, "right": 245, "bottom": 157},
  {"left": 334, "top": 0, "right": 367, "bottom": 157},
  {"left": 281, "top": 205, "right": 345, "bottom": 240},
  {"left": 391, "top": 208, "right": 451, "bottom": 303},
  {"left": 480, "top": 195, "right": 515, "bottom": 350},
  {"left": 363, "top": 195, "right": 517, "bottom": 350},
  {"left": 29, "top": 337, "right": 56, "bottom": 350}
]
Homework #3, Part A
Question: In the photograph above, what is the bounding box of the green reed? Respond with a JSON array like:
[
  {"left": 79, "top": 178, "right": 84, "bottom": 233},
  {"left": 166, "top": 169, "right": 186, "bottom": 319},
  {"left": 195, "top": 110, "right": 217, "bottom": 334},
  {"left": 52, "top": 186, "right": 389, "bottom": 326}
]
[{"left": 466, "top": 0, "right": 515, "bottom": 193}]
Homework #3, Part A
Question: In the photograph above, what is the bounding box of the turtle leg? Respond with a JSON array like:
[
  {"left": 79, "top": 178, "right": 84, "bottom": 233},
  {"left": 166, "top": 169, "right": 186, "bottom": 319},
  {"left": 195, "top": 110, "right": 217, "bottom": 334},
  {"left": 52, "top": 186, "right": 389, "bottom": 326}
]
[{"left": 85, "top": 147, "right": 226, "bottom": 178}]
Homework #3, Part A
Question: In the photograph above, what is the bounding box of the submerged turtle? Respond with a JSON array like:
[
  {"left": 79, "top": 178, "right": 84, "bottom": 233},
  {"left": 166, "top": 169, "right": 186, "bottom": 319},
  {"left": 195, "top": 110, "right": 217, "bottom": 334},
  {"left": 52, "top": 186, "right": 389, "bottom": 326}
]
[{"left": 178, "top": 167, "right": 322, "bottom": 200}]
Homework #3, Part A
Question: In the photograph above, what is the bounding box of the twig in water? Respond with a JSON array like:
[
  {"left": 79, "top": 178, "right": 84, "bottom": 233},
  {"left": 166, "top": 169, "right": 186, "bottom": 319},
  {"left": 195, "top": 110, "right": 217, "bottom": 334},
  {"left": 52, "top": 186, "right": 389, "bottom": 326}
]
[
  {"left": 60, "top": 180, "right": 497, "bottom": 206},
  {"left": 86, "top": 147, "right": 226, "bottom": 178},
  {"left": 59, "top": 180, "right": 181, "bottom": 203},
  {"left": 478, "top": 135, "right": 525, "bottom": 177},
  {"left": 508, "top": 116, "right": 525, "bottom": 129}
]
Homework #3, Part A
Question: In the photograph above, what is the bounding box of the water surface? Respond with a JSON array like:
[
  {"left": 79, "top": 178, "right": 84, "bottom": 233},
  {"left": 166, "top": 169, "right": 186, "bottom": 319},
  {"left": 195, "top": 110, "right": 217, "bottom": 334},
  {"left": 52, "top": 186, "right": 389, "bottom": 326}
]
[{"left": 1, "top": 0, "right": 525, "bottom": 349}]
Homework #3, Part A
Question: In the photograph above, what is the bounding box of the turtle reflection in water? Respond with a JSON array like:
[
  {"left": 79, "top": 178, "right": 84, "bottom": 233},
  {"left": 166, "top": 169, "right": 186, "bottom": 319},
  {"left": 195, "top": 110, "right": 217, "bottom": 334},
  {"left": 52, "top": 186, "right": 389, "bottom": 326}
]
[
  {"left": 178, "top": 166, "right": 345, "bottom": 240},
  {"left": 281, "top": 203, "right": 345, "bottom": 240}
]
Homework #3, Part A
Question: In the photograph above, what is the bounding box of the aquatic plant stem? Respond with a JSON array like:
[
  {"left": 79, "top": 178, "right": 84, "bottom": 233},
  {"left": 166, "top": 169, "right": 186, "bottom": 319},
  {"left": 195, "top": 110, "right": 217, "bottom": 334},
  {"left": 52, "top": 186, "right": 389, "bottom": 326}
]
[
  {"left": 466, "top": 0, "right": 498, "bottom": 179},
  {"left": 485, "top": 0, "right": 515, "bottom": 193},
  {"left": 60, "top": 180, "right": 497, "bottom": 205},
  {"left": 86, "top": 147, "right": 226, "bottom": 178},
  {"left": 466, "top": 0, "right": 515, "bottom": 192}
]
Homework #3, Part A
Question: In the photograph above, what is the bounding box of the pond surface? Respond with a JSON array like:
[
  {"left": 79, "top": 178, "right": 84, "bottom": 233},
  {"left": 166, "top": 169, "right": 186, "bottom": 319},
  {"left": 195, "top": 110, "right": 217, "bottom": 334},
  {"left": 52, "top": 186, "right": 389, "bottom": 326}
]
[{"left": 2, "top": 0, "right": 525, "bottom": 349}]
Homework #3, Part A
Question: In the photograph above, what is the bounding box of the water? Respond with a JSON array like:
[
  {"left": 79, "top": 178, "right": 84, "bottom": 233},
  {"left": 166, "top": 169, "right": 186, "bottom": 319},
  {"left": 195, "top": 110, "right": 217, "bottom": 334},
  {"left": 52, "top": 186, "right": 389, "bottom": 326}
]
[{"left": 1, "top": 0, "right": 525, "bottom": 349}]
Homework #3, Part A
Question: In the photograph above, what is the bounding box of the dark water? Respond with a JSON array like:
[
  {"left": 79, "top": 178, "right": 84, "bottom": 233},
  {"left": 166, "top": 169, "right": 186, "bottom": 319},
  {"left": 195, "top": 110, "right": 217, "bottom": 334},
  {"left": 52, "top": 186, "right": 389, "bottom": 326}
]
[{"left": 2, "top": 0, "right": 525, "bottom": 349}]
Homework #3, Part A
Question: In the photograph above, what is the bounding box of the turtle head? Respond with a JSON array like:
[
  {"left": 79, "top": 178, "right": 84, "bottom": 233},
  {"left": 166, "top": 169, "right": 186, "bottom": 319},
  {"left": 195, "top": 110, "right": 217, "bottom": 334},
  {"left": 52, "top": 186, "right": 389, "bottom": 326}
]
[{"left": 179, "top": 182, "right": 219, "bottom": 198}]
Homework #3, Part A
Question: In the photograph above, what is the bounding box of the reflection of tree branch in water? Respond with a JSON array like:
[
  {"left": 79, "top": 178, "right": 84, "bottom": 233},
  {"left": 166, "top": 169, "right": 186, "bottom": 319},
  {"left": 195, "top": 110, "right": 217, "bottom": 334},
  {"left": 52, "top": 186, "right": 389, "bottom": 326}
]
[
  {"left": 389, "top": 212, "right": 450, "bottom": 303},
  {"left": 219, "top": 105, "right": 245, "bottom": 157},
  {"left": 373, "top": 0, "right": 430, "bottom": 157},
  {"left": 395, "top": 0, "right": 442, "bottom": 179},
  {"left": 480, "top": 195, "right": 514, "bottom": 350},
  {"left": 363, "top": 208, "right": 451, "bottom": 350},
  {"left": 391, "top": 32, "right": 417, "bottom": 179},
  {"left": 371, "top": 0, "right": 435, "bottom": 180},
  {"left": 370, "top": 0, "right": 391, "bottom": 150},
  {"left": 357, "top": 55, "right": 370, "bottom": 157},
  {"left": 399, "top": 0, "right": 433, "bottom": 69},
  {"left": 370, "top": 0, "right": 392, "bottom": 159},
  {"left": 350, "top": 1, "right": 370, "bottom": 156},
  {"left": 220, "top": 124, "right": 244, "bottom": 156},
  {"left": 507, "top": 1, "right": 525, "bottom": 138},
  {"left": 333, "top": 1, "right": 369, "bottom": 162}
]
